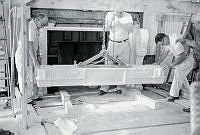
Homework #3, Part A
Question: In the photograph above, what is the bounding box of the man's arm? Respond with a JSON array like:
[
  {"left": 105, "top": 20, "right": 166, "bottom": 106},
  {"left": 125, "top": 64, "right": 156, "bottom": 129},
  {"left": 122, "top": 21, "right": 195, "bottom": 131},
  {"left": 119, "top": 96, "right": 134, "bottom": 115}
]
[
  {"left": 105, "top": 12, "right": 115, "bottom": 31},
  {"left": 176, "top": 38, "right": 196, "bottom": 48},
  {"left": 156, "top": 49, "right": 169, "bottom": 65},
  {"left": 170, "top": 52, "right": 187, "bottom": 67},
  {"left": 29, "top": 41, "right": 39, "bottom": 68}
]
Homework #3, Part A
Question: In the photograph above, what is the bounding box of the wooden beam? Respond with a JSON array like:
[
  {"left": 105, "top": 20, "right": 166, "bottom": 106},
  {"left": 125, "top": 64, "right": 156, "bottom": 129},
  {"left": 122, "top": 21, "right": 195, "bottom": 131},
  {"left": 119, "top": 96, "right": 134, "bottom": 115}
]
[
  {"left": 43, "top": 123, "right": 62, "bottom": 135},
  {"left": 59, "top": 90, "right": 74, "bottom": 118},
  {"left": 51, "top": 18, "right": 103, "bottom": 25},
  {"left": 31, "top": 9, "right": 143, "bottom": 27},
  {"left": 138, "top": 94, "right": 160, "bottom": 110},
  {"left": 45, "top": 26, "right": 104, "bottom": 31},
  {"left": 21, "top": 5, "right": 28, "bottom": 130},
  {"left": 27, "top": 104, "right": 42, "bottom": 125},
  {"left": 26, "top": 0, "right": 144, "bottom": 12},
  {"left": 144, "top": 87, "right": 169, "bottom": 98}
]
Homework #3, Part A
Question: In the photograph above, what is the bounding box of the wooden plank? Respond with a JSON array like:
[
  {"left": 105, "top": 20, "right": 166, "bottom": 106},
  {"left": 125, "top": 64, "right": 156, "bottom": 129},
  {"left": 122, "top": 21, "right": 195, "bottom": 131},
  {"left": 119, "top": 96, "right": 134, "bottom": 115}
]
[
  {"left": 27, "top": 104, "right": 41, "bottom": 125},
  {"left": 29, "top": 0, "right": 144, "bottom": 12},
  {"left": 138, "top": 94, "right": 160, "bottom": 110},
  {"left": 54, "top": 118, "right": 77, "bottom": 135},
  {"left": 144, "top": 87, "right": 169, "bottom": 98},
  {"left": 59, "top": 90, "right": 74, "bottom": 118},
  {"left": 60, "top": 90, "right": 70, "bottom": 104},
  {"left": 35, "top": 97, "right": 62, "bottom": 108},
  {"left": 50, "top": 18, "right": 103, "bottom": 24},
  {"left": 141, "top": 90, "right": 164, "bottom": 99},
  {"left": 21, "top": 5, "right": 29, "bottom": 130},
  {"left": 46, "top": 26, "right": 103, "bottom": 31}
]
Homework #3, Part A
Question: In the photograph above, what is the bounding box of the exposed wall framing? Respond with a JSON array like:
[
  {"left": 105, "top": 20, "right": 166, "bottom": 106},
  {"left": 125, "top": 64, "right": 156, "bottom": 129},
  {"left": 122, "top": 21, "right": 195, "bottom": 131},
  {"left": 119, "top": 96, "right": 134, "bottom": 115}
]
[{"left": 31, "top": 8, "right": 144, "bottom": 28}]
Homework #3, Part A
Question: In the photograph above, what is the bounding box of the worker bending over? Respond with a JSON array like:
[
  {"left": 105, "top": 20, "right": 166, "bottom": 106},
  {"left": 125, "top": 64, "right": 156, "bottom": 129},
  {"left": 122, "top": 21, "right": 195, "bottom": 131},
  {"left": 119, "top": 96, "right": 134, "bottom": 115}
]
[
  {"left": 15, "top": 13, "right": 48, "bottom": 102},
  {"left": 155, "top": 33, "right": 194, "bottom": 102},
  {"left": 176, "top": 13, "right": 200, "bottom": 112},
  {"left": 99, "top": 9, "right": 139, "bottom": 95},
  {"left": 177, "top": 13, "right": 200, "bottom": 81}
]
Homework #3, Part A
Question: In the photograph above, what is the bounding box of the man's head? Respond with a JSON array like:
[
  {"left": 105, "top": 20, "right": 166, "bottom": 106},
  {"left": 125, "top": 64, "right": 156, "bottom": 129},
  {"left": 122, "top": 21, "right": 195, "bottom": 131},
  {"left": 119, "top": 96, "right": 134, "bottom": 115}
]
[
  {"left": 192, "top": 12, "right": 200, "bottom": 31},
  {"left": 114, "top": 10, "right": 124, "bottom": 18},
  {"left": 113, "top": 5, "right": 124, "bottom": 18},
  {"left": 155, "top": 33, "right": 170, "bottom": 46},
  {"left": 35, "top": 13, "right": 48, "bottom": 28}
]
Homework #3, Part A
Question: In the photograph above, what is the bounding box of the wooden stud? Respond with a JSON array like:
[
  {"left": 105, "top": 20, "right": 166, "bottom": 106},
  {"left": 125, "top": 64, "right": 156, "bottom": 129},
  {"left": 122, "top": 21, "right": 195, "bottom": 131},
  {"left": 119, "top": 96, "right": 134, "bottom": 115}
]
[{"left": 21, "top": 4, "right": 29, "bottom": 130}]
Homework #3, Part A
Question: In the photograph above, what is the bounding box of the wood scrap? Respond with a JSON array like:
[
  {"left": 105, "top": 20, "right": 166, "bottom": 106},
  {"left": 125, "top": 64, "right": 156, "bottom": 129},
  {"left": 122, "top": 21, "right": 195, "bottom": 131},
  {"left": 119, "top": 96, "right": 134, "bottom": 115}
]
[
  {"left": 138, "top": 95, "right": 160, "bottom": 110},
  {"left": 60, "top": 90, "right": 74, "bottom": 118}
]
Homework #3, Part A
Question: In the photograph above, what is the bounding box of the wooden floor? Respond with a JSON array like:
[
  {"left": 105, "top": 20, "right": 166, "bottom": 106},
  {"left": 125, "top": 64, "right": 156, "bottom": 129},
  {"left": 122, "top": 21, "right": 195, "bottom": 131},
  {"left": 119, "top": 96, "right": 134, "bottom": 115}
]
[{"left": 0, "top": 86, "right": 191, "bottom": 135}]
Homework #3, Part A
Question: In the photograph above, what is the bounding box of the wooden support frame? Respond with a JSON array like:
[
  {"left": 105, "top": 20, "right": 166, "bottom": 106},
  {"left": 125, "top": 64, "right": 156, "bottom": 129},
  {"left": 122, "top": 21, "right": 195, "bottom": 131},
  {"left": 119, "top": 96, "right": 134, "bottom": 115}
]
[
  {"left": 21, "top": 5, "right": 29, "bottom": 130},
  {"left": 78, "top": 50, "right": 127, "bottom": 67}
]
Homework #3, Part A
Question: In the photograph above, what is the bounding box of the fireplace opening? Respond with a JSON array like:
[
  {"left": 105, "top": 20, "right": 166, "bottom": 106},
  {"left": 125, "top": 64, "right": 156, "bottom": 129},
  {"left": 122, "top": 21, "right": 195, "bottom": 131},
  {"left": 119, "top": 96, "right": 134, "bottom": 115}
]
[{"left": 47, "top": 30, "right": 108, "bottom": 65}]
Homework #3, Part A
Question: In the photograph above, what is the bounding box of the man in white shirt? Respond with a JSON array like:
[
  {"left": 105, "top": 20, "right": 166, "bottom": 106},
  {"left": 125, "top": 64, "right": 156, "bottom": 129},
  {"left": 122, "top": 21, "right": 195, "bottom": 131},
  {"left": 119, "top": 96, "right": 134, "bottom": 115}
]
[
  {"left": 154, "top": 33, "right": 194, "bottom": 102},
  {"left": 15, "top": 13, "right": 48, "bottom": 102},
  {"left": 175, "top": 13, "right": 200, "bottom": 112},
  {"left": 99, "top": 10, "right": 138, "bottom": 95}
]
